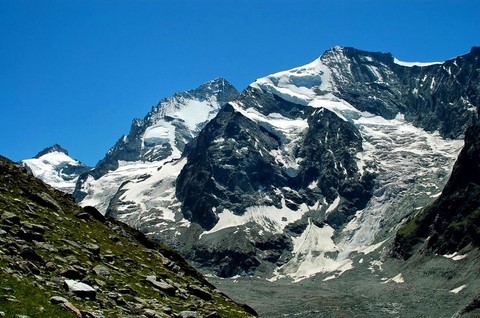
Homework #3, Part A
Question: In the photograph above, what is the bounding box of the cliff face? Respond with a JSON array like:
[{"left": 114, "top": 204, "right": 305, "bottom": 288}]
[{"left": 392, "top": 125, "right": 480, "bottom": 260}]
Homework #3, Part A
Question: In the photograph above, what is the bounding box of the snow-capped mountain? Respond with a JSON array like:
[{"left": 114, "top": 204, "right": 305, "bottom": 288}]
[
  {"left": 22, "top": 144, "right": 91, "bottom": 194},
  {"left": 170, "top": 47, "right": 476, "bottom": 279},
  {"left": 74, "top": 78, "right": 239, "bottom": 212},
  {"left": 75, "top": 46, "right": 479, "bottom": 282}
]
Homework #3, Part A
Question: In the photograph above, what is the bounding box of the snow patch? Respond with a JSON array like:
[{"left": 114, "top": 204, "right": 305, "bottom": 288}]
[
  {"left": 382, "top": 273, "right": 404, "bottom": 284},
  {"left": 323, "top": 275, "right": 337, "bottom": 282},
  {"left": 443, "top": 252, "right": 467, "bottom": 261},
  {"left": 450, "top": 284, "right": 467, "bottom": 294},
  {"left": 201, "top": 201, "right": 311, "bottom": 237},
  {"left": 369, "top": 260, "right": 383, "bottom": 273},
  {"left": 325, "top": 196, "right": 340, "bottom": 214},
  {"left": 143, "top": 124, "right": 173, "bottom": 146},
  {"left": 393, "top": 57, "right": 443, "bottom": 67},
  {"left": 273, "top": 219, "right": 354, "bottom": 282}
]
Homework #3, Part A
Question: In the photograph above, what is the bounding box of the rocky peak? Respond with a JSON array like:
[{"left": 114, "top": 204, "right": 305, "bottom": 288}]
[
  {"left": 186, "top": 77, "right": 238, "bottom": 100},
  {"left": 320, "top": 46, "right": 394, "bottom": 67},
  {"left": 34, "top": 144, "right": 69, "bottom": 158},
  {"left": 100, "top": 78, "right": 237, "bottom": 168},
  {"left": 73, "top": 78, "right": 238, "bottom": 204}
]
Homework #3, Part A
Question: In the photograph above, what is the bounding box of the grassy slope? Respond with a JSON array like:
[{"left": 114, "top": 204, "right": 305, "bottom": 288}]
[{"left": 0, "top": 155, "right": 253, "bottom": 317}]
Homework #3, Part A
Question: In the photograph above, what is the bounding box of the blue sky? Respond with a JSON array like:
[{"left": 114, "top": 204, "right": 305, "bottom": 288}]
[{"left": 1, "top": 0, "right": 479, "bottom": 166}]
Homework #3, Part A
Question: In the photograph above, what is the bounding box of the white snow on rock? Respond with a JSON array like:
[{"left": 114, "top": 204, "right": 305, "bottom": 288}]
[
  {"left": 80, "top": 158, "right": 188, "bottom": 230},
  {"left": 64, "top": 279, "right": 96, "bottom": 293},
  {"left": 143, "top": 125, "right": 172, "bottom": 146},
  {"left": 443, "top": 252, "right": 468, "bottom": 261},
  {"left": 79, "top": 49, "right": 465, "bottom": 283},
  {"left": 273, "top": 219, "right": 353, "bottom": 283},
  {"left": 337, "top": 113, "right": 462, "bottom": 259},
  {"left": 250, "top": 55, "right": 334, "bottom": 103},
  {"left": 80, "top": 161, "right": 164, "bottom": 214},
  {"left": 80, "top": 81, "right": 230, "bottom": 215},
  {"left": 115, "top": 50, "right": 461, "bottom": 282},
  {"left": 449, "top": 284, "right": 467, "bottom": 294},
  {"left": 201, "top": 201, "right": 311, "bottom": 238},
  {"left": 242, "top": 51, "right": 463, "bottom": 281},
  {"left": 382, "top": 273, "right": 405, "bottom": 284},
  {"left": 393, "top": 57, "right": 443, "bottom": 67},
  {"left": 141, "top": 92, "right": 224, "bottom": 158},
  {"left": 113, "top": 158, "right": 190, "bottom": 229}
]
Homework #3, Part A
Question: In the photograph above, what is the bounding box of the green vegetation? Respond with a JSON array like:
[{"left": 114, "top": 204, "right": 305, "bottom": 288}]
[{"left": 0, "top": 273, "right": 73, "bottom": 318}]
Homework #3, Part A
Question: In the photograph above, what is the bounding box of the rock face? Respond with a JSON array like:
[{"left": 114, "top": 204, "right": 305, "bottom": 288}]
[
  {"left": 0, "top": 155, "right": 255, "bottom": 317},
  {"left": 392, "top": 125, "right": 480, "bottom": 259},
  {"left": 22, "top": 144, "right": 91, "bottom": 194},
  {"left": 176, "top": 100, "right": 373, "bottom": 231},
  {"left": 76, "top": 46, "right": 478, "bottom": 280}
]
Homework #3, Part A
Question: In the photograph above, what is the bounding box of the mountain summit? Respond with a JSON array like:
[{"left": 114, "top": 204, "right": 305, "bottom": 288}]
[
  {"left": 34, "top": 144, "right": 70, "bottom": 158},
  {"left": 22, "top": 145, "right": 91, "bottom": 194}
]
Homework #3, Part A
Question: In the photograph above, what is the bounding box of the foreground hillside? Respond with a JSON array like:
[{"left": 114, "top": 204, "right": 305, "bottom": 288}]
[{"left": 0, "top": 155, "right": 255, "bottom": 317}]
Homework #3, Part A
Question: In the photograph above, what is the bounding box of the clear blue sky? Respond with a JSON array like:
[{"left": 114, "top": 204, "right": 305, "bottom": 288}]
[{"left": 1, "top": 0, "right": 479, "bottom": 166}]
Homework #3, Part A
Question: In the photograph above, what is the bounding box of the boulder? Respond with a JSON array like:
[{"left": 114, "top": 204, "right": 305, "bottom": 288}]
[
  {"left": 187, "top": 284, "right": 213, "bottom": 301},
  {"left": 63, "top": 302, "right": 82, "bottom": 318},
  {"left": 17, "top": 227, "right": 44, "bottom": 242},
  {"left": 82, "top": 206, "right": 106, "bottom": 223},
  {"left": 60, "top": 266, "right": 86, "bottom": 280},
  {"left": 45, "top": 262, "right": 57, "bottom": 272},
  {"left": 80, "top": 311, "right": 106, "bottom": 318},
  {"left": 50, "top": 296, "right": 81, "bottom": 317},
  {"left": 145, "top": 276, "right": 176, "bottom": 296},
  {"left": 64, "top": 279, "right": 96, "bottom": 299},
  {"left": 177, "top": 311, "right": 200, "bottom": 318},
  {"left": 143, "top": 309, "right": 164, "bottom": 318},
  {"left": 205, "top": 312, "right": 221, "bottom": 318},
  {"left": 1, "top": 212, "right": 21, "bottom": 225},
  {"left": 19, "top": 246, "right": 45, "bottom": 265},
  {"left": 83, "top": 243, "right": 100, "bottom": 255},
  {"left": 49, "top": 296, "right": 68, "bottom": 304},
  {"left": 28, "top": 192, "right": 62, "bottom": 211},
  {"left": 92, "top": 265, "right": 111, "bottom": 278}
]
